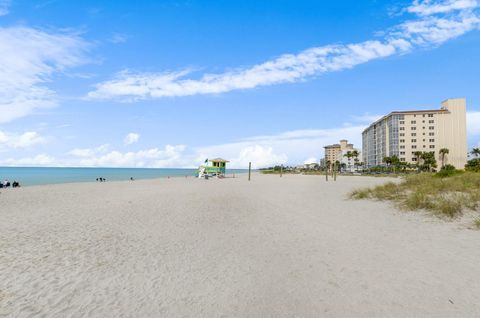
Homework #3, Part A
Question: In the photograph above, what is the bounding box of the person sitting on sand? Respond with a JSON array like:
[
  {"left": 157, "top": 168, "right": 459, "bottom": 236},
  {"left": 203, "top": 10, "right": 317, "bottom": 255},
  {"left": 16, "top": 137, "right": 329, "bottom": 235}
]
[{"left": 12, "top": 181, "right": 20, "bottom": 188}]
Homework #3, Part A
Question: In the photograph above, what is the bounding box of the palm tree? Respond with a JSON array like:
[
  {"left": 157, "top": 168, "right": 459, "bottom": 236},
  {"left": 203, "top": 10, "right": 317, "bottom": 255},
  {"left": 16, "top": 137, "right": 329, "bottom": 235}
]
[
  {"left": 439, "top": 148, "right": 449, "bottom": 168},
  {"left": 351, "top": 150, "right": 360, "bottom": 172},
  {"left": 413, "top": 151, "right": 423, "bottom": 172},
  {"left": 384, "top": 156, "right": 392, "bottom": 171},
  {"left": 420, "top": 151, "right": 437, "bottom": 172},
  {"left": 344, "top": 151, "right": 353, "bottom": 172},
  {"left": 472, "top": 147, "right": 480, "bottom": 158}
]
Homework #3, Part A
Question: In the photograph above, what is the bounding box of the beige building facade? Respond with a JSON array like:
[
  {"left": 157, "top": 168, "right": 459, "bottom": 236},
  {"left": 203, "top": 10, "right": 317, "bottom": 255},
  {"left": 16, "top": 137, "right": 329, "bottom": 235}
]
[
  {"left": 362, "top": 98, "right": 468, "bottom": 169},
  {"left": 324, "top": 140, "right": 361, "bottom": 171}
]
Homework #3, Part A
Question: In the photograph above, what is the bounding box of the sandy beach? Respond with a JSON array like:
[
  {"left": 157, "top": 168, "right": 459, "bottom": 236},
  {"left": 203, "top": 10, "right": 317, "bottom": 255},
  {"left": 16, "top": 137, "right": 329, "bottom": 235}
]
[{"left": 1, "top": 174, "right": 479, "bottom": 317}]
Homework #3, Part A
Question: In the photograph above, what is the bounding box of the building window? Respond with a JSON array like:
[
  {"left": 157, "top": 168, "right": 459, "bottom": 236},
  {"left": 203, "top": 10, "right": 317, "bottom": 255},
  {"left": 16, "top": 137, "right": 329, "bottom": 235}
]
[
  {"left": 422, "top": 120, "right": 425, "bottom": 123},
  {"left": 411, "top": 127, "right": 416, "bottom": 130},
  {"left": 429, "top": 145, "right": 435, "bottom": 149},
  {"left": 422, "top": 114, "right": 426, "bottom": 117},
  {"left": 411, "top": 133, "right": 416, "bottom": 136},
  {"left": 400, "top": 133, "right": 405, "bottom": 136},
  {"left": 412, "top": 158, "right": 417, "bottom": 161},
  {"left": 411, "top": 139, "right": 417, "bottom": 142},
  {"left": 400, "top": 158, "right": 405, "bottom": 162},
  {"left": 429, "top": 132, "right": 434, "bottom": 136},
  {"left": 400, "top": 121, "right": 405, "bottom": 124},
  {"left": 429, "top": 126, "right": 434, "bottom": 130},
  {"left": 400, "top": 145, "right": 405, "bottom": 149},
  {"left": 400, "top": 152, "right": 405, "bottom": 155},
  {"left": 400, "top": 127, "right": 405, "bottom": 131},
  {"left": 429, "top": 139, "right": 435, "bottom": 142},
  {"left": 400, "top": 139, "right": 405, "bottom": 143},
  {"left": 428, "top": 114, "right": 434, "bottom": 117},
  {"left": 429, "top": 120, "right": 434, "bottom": 123},
  {"left": 412, "top": 145, "right": 417, "bottom": 149},
  {"left": 411, "top": 120, "right": 416, "bottom": 124}
]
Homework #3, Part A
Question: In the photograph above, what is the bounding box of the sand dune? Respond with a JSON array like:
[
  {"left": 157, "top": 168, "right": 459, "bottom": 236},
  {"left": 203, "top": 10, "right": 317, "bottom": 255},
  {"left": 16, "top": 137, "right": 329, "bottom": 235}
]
[{"left": 1, "top": 174, "right": 479, "bottom": 317}]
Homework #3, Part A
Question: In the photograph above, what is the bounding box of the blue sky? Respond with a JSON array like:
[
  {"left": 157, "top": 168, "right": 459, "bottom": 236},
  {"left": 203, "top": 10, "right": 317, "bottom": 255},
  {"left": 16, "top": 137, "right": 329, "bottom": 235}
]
[{"left": 0, "top": 0, "right": 479, "bottom": 168}]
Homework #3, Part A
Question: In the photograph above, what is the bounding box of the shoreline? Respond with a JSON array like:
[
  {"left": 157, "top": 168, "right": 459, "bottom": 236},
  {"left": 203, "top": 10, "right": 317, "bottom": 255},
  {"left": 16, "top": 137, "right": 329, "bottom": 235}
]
[{"left": 0, "top": 167, "right": 249, "bottom": 187}]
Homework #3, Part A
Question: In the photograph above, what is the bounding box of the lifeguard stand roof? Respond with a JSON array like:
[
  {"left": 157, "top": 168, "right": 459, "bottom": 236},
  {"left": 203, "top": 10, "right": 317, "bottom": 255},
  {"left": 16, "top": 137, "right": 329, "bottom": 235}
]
[{"left": 210, "top": 158, "right": 230, "bottom": 163}]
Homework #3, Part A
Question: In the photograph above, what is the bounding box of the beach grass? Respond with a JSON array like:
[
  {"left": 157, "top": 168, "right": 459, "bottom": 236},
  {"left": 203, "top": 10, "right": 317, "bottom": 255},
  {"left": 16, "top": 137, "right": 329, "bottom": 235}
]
[
  {"left": 474, "top": 218, "right": 480, "bottom": 229},
  {"left": 350, "top": 172, "right": 480, "bottom": 219}
]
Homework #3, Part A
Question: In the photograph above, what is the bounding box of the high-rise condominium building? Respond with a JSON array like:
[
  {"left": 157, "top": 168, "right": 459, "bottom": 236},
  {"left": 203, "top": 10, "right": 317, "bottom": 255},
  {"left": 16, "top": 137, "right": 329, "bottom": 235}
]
[{"left": 362, "top": 98, "right": 467, "bottom": 169}]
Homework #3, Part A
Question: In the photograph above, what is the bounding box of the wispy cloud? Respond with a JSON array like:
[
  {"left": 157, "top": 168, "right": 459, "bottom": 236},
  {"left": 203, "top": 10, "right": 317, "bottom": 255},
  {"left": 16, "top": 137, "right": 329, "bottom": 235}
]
[
  {"left": 124, "top": 132, "right": 140, "bottom": 145},
  {"left": 88, "top": 0, "right": 480, "bottom": 102},
  {"left": 350, "top": 113, "right": 384, "bottom": 123},
  {"left": 0, "top": 26, "right": 89, "bottom": 123},
  {"left": 0, "top": 154, "right": 56, "bottom": 167},
  {"left": 109, "top": 32, "right": 128, "bottom": 44},
  {"left": 407, "top": 0, "right": 478, "bottom": 16},
  {"left": 0, "top": 0, "right": 10, "bottom": 16}
]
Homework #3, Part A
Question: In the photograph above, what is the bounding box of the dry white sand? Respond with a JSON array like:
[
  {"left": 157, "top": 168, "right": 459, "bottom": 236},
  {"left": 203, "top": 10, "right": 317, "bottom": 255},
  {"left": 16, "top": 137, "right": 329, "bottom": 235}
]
[{"left": 1, "top": 174, "right": 479, "bottom": 317}]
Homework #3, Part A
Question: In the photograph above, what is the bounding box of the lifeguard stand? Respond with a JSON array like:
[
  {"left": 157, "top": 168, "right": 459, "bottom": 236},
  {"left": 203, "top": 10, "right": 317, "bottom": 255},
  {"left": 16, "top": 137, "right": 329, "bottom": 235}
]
[{"left": 198, "top": 158, "right": 230, "bottom": 178}]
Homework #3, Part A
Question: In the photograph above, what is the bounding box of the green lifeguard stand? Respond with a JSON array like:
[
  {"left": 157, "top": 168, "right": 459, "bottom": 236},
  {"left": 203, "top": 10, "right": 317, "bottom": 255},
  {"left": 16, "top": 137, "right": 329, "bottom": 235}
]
[{"left": 198, "top": 158, "right": 230, "bottom": 178}]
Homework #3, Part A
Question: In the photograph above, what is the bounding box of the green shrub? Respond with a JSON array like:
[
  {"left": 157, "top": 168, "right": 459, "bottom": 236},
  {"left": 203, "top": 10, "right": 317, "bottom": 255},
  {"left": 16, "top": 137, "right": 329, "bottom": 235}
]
[
  {"left": 465, "top": 158, "right": 480, "bottom": 172},
  {"left": 435, "top": 164, "right": 461, "bottom": 178}
]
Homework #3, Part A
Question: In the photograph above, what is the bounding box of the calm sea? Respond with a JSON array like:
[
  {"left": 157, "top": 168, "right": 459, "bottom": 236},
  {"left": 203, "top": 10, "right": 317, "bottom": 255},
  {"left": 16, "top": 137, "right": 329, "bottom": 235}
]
[{"left": 0, "top": 167, "right": 247, "bottom": 187}]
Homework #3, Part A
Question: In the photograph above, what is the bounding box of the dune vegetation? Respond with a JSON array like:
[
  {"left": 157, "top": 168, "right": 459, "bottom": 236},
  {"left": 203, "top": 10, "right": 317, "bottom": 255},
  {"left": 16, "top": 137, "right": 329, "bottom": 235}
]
[{"left": 350, "top": 172, "right": 480, "bottom": 224}]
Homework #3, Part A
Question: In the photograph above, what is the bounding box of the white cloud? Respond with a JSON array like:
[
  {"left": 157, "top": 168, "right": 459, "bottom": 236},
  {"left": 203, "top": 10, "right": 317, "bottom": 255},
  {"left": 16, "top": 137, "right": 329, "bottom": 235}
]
[
  {"left": 76, "top": 145, "right": 187, "bottom": 168},
  {"left": 4, "top": 108, "right": 478, "bottom": 169},
  {"left": 87, "top": 1, "right": 480, "bottom": 101},
  {"left": 68, "top": 144, "right": 110, "bottom": 157},
  {"left": 351, "top": 113, "right": 384, "bottom": 123},
  {"left": 194, "top": 125, "right": 365, "bottom": 169},
  {"left": 467, "top": 111, "right": 480, "bottom": 136},
  {"left": 0, "top": 154, "right": 56, "bottom": 166},
  {"left": 0, "top": 26, "right": 89, "bottom": 123},
  {"left": 408, "top": 0, "right": 478, "bottom": 16},
  {"left": 124, "top": 132, "right": 140, "bottom": 145},
  {"left": 232, "top": 145, "right": 288, "bottom": 169},
  {"left": 0, "top": 131, "right": 47, "bottom": 149},
  {"left": 304, "top": 157, "right": 319, "bottom": 164}
]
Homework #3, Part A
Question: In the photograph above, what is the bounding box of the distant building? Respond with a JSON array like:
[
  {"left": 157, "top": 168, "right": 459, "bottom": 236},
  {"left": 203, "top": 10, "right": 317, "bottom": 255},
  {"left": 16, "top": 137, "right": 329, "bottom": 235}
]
[
  {"left": 362, "top": 98, "right": 467, "bottom": 169},
  {"left": 324, "top": 140, "right": 361, "bottom": 171}
]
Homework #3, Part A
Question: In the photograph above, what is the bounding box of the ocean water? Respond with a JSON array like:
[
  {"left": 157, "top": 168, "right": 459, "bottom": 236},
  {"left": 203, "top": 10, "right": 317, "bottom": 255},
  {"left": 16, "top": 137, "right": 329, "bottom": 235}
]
[{"left": 0, "top": 167, "right": 247, "bottom": 187}]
